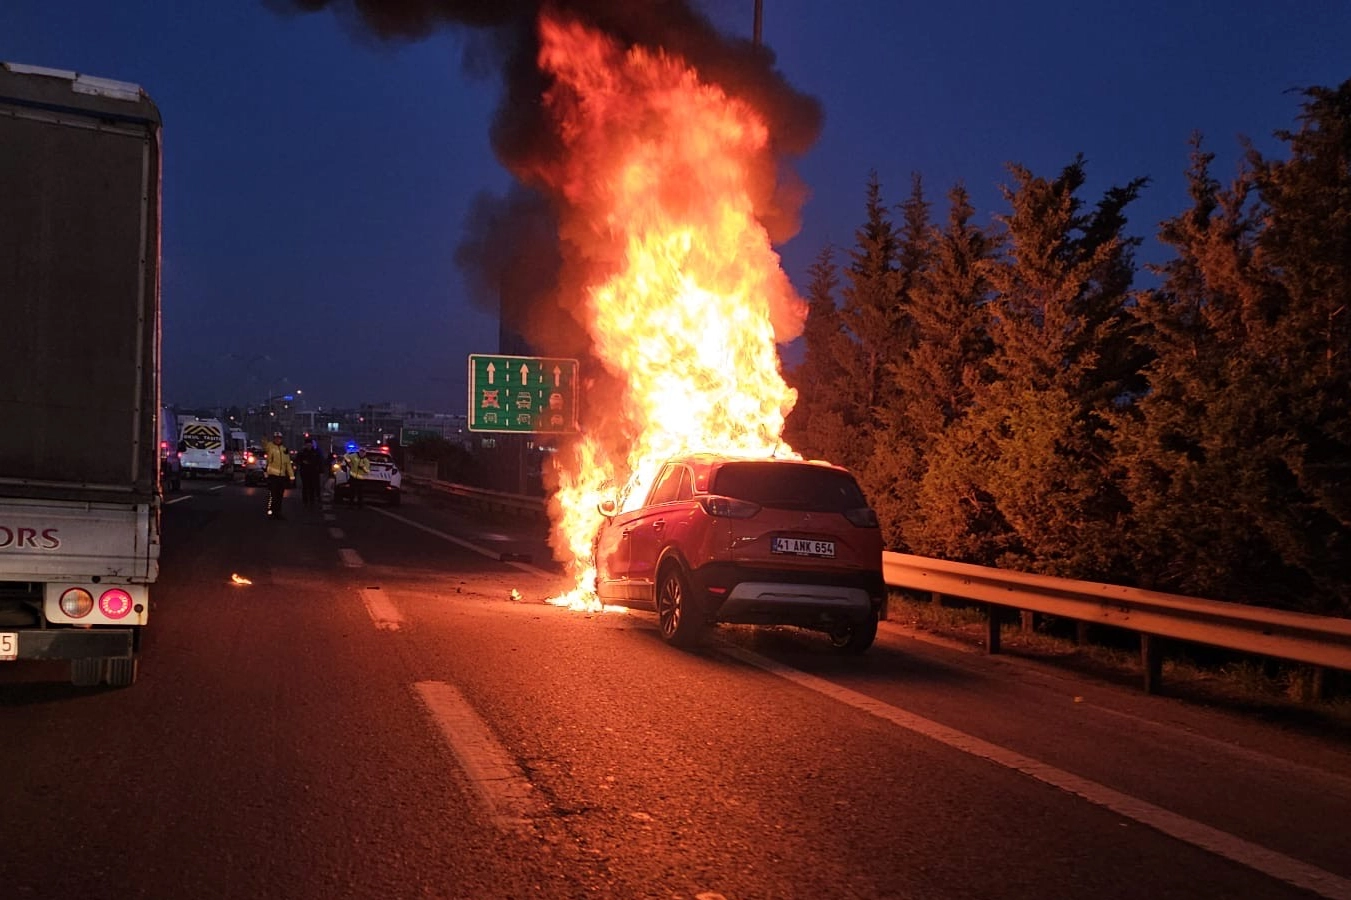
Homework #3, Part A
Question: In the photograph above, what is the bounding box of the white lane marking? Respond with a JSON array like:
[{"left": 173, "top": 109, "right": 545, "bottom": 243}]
[
  {"left": 164, "top": 495, "right": 192, "bottom": 506},
  {"left": 338, "top": 548, "right": 364, "bottom": 568},
  {"left": 360, "top": 587, "right": 402, "bottom": 631},
  {"left": 721, "top": 646, "right": 1351, "bottom": 900},
  {"left": 372, "top": 507, "right": 551, "bottom": 576},
  {"left": 328, "top": 527, "right": 345, "bottom": 540},
  {"left": 209, "top": 484, "right": 227, "bottom": 493},
  {"left": 323, "top": 512, "right": 336, "bottom": 522},
  {"left": 412, "top": 680, "right": 543, "bottom": 833}
]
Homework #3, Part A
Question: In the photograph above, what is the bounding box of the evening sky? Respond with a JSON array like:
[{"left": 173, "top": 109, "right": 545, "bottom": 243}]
[{"left": 2, "top": 1, "right": 1347, "bottom": 411}]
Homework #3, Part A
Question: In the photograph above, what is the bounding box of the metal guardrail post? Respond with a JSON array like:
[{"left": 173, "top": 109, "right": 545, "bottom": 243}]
[{"left": 1141, "top": 634, "right": 1163, "bottom": 694}]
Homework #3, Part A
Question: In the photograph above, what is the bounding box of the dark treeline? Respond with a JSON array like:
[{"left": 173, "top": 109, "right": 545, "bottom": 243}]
[{"left": 784, "top": 79, "right": 1351, "bottom": 618}]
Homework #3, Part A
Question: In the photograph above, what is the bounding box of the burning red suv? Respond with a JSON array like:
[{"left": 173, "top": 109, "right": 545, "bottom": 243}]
[{"left": 594, "top": 454, "right": 886, "bottom": 652}]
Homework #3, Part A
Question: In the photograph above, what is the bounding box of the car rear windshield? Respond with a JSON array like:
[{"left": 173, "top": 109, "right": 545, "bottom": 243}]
[{"left": 711, "top": 462, "right": 867, "bottom": 512}]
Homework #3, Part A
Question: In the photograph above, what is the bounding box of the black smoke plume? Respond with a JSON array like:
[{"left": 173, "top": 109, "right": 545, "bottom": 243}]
[{"left": 276, "top": 0, "right": 822, "bottom": 364}]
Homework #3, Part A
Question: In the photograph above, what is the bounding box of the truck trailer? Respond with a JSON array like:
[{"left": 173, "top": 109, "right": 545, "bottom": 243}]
[{"left": 0, "top": 62, "right": 163, "bottom": 687}]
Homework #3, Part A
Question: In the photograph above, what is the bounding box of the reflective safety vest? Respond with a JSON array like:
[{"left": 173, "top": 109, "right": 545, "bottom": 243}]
[
  {"left": 346, "top": 453, "right": 371, "bottom": 480},
  {"left": 265, "top": 441, "right": 294, "bottom": 479}
]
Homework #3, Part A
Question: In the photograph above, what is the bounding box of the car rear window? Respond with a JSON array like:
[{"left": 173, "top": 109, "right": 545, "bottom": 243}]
[{"left": 711, "top": 462, "right": 867, "bottom": 512}]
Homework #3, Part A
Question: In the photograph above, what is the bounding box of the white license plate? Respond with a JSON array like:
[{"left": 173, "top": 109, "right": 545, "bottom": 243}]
[
  {"left": 771, "top": 537, "right": 836, "bottom": 558},
  {"left": 1, "top": 632, "right": 16, "bottom": 661}
]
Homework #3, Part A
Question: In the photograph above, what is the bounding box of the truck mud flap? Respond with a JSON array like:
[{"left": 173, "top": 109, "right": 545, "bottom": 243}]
[{"left": 17, "top": 629, "right": 135, "bottom": 661}]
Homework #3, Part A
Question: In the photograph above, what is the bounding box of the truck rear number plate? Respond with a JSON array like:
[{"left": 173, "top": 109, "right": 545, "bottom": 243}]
[
  {"left": 771, "top": 538, "right": 835, "bottom": 558},
  {"left": 1, "top": 632, "right": 16, "bottom": 660}
]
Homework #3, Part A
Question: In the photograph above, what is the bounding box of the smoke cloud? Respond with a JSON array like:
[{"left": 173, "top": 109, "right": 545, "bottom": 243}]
[{"left": 278, "top": 0, "right": 822, "bottom": 359}]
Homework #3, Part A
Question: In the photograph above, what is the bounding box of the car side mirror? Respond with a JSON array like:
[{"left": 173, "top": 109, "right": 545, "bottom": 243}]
[{"left": 598, "top": 498, "right": 618, "bottom": 517}]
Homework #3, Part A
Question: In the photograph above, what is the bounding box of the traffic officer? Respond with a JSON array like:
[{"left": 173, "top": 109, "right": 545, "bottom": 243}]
[
  {"left": 264, "top": 431, "right": 295, "bottom": 520},
  {"left": 344, "top": 446, "right": 371, "bottom": 507}
]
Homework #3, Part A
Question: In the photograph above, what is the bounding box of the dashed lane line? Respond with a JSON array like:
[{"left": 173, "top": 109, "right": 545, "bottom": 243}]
[
  {"left": 359, "top": 586, "right": 403, "bottom": 631},
  {"left": 338, "top": 547, "right": 364, "bottom": 568},
  {"left": 164, "top": 495, "right": 192, "bottom": 506},
  {"left": 328, "top": 527, "right": 345, "bottom": 540},
  {"left": 721, "top": 645, "right": 1351, "bottom": 900},
  {"left": 412, "top": 680, "right": 543, "bottom": 834},
  {"left": 371, "top": 507, "right": 552, "bottom": 577}
]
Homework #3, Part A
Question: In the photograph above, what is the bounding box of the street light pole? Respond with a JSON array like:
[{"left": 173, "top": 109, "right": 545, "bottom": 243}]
[{"left": 753, "top": 0, "right": 762, "bottom": 45}]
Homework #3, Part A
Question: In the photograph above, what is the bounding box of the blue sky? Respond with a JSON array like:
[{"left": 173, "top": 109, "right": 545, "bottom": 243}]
[{"left": 3, "top": 1, "right": 1347, "bottom": 412}]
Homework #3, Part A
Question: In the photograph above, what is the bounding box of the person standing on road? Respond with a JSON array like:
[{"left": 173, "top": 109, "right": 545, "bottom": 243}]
[
  {"left": 295, "top": 437, "right": 324, "bottom": 508},
  {"left": 344, "top": 446, "right": 371, "bottom": 507},
  {"left": 264, "top": 431, "right": 295, "bottom": 520}
]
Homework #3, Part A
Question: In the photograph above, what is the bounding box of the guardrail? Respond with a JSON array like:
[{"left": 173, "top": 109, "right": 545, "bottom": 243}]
[
  {"left": 884, "top": 552, "right": 1351, "bottom": 693},
  {"left": 404, "top": 474, "right": 547, "bottom": 520},
  {"left": 404, "top": 474, "right": 1351, "bottom": 694}
]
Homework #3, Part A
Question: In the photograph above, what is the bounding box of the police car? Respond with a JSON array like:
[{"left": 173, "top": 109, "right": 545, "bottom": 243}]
[{"left": 333, "top": 447, "right": 402, "bottom": 506}]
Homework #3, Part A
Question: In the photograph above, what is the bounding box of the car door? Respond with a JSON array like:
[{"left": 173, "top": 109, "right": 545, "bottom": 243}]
[{"left": 622, "top": 463, "right": 694, "bottom": 606}]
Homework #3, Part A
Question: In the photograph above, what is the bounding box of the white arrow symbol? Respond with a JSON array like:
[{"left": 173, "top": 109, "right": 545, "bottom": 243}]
[
  {"left": 486, "top": 362, "right": 496, "bottom": 385},
  {"left": 553, "top": 365, "right": 562, "bottom": 387},
  {"left": 519, "top": 363, "right": 530, "bottom": 384}
]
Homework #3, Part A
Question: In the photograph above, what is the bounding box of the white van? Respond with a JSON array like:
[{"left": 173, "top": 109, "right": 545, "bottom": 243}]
[
  {"left": 228, "top": 428, "right": 248, "bottom": 472},
  {"left": 177, "top": 416, "right": 231, "bottom": 478}
]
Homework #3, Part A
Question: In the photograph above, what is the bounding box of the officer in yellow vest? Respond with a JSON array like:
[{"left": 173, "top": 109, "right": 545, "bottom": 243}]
[
  {"left": 264, "top": 431, "right": 295, "bottom": 520},
  {"left": 344, "top": 447, "right": 371, "bottom": 507}
]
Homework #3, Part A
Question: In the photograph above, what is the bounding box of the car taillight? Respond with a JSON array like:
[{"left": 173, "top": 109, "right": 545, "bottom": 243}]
[
  {"left": 221, "top": 452, "right": 229, "bottom": 463},
  {"left": 59, "top": 587, "right": 94, "bottom": 618},
  {"left": 843, "top": 507, "right": 880, "bottom": 528},
  {"left": 699, "top": 496, "right": 760, "bottom": 519}
]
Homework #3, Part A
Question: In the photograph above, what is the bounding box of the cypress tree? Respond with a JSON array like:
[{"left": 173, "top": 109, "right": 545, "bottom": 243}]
[
  {"left": 834, "top": 173, "right": 902, "bottom": 472},
  {"left": 1119, "top": 82, "right": 1351, "bottom": 614},
  {"left": 916, "top": 158, "right": 1145, "bottom": 575},
  {"left": 783, "top": 245, "right": 852, "bottom": 463},
  {"left": 871, "top": 183, "right": 994, "bottom": 550}
]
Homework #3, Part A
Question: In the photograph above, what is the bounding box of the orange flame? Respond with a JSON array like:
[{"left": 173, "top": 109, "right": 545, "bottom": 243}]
[{"left": 533, "top": 14, "right": 806, "bottom": 607}]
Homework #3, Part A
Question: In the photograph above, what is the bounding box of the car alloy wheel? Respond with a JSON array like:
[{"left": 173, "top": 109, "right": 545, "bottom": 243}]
[{"left": 656, "top": 564, "right": 702, "bottom": 648}]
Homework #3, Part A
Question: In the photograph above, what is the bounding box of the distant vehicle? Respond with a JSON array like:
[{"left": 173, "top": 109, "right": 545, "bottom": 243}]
[
  {"left": 228, "top": 428, "right": 248, "bottom": 473},
  {"left": 0, "top": 62, "right": 163, "bottom": 686},
  {"left": 243, "top": 446, "right": 265, "bottom": 486},
  {"left": 177, "top": 416, "right": 231, "bottom": 478},
  {"left": 593, "top": 454, "right": 885, "bottom": 652},
  {"left": 333, "top": 447, "right": 403, "bottom": 506}
]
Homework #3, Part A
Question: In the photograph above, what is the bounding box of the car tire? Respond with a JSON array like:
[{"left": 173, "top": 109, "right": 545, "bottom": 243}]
[
  {"left": 829, "top": 612, "right": 878, "bottom": 654},
  {"left": 656, "top": 563, "right": 704, "bottom": 648}
]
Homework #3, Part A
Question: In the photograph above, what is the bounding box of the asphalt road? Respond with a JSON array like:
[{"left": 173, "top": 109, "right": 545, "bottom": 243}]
[{"left": 3, "top": 478, "right": 1350, "bottom": 900}]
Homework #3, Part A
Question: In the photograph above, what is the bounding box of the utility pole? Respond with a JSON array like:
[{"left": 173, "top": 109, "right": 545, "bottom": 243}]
[{"left": 753, "top": 0, "right": 763, "bottom": 45}]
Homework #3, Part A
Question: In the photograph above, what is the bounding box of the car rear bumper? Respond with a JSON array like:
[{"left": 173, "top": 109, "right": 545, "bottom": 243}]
[
  {"left": 716, "top": 581, "right": 873, "bottom": 626},
  {"left": 693, "top": 563, "right": 884, "bottom": 627}
]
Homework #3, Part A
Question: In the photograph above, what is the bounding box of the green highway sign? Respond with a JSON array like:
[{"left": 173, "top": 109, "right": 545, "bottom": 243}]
[
  {"left": 468, "top": 354, "right": 580, "bottom": 434},
  {"left": 399, "top": 427, "right": 435, "bottom": 443}
]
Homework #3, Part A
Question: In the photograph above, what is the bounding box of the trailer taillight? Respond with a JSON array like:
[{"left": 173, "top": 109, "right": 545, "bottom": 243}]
[{"left": 98, "top": 589, "right": 133, "bottom": 619}]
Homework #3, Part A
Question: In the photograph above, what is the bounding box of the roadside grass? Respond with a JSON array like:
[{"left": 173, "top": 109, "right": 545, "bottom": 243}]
[{"left": 883, "top": 590, "right": 1351, "bottom": 739}]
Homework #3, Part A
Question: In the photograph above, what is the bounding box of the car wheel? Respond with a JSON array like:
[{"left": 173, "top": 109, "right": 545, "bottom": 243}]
[
  {"left": 655, "top": 563, "right": 703, "bottom": 648},
  {"left": 828, "top": 612, "right": 878, "bottom": 654}
]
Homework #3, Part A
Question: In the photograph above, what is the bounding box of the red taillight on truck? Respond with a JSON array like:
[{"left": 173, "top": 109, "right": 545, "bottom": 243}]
[{"left": 98, "top": 588, "right": 133, "bottom": 619}]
